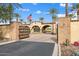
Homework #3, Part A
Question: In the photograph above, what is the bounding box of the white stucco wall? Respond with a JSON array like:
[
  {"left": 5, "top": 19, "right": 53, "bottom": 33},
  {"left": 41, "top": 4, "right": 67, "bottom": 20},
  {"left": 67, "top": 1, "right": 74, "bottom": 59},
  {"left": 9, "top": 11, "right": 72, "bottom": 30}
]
[{"left": 71, "top": 21, "right": 79, "bottom": 43}]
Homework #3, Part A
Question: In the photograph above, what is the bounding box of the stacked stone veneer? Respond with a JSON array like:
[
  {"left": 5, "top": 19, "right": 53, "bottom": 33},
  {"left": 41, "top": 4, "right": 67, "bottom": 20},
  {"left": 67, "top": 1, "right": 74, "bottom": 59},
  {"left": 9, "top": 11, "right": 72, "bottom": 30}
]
[
  {"left": 58, "top": 17, "right": 71, "bottom": 44},
  {"left": 0, "top": 22, "right": 21, "bottom": 40}
]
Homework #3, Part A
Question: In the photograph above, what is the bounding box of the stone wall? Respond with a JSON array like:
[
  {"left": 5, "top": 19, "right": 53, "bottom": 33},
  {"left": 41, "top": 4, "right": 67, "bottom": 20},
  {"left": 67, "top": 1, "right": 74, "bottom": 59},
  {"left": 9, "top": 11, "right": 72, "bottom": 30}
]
[
  {"left": 0, "top": 22, "right": 20, "bottom": 41},
  {"left": 0, "top": 25, "right": 11, "bottom": 40},
  {"left": 10, "top": 22, "right": 19, "bottom": 40}
]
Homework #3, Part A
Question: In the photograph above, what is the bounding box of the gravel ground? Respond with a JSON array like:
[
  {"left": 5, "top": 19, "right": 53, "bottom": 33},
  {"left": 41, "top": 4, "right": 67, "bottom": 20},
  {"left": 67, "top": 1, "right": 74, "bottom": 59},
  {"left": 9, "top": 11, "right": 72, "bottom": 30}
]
[{"left": 61, "top": 44, "right": 79, "bottom": 56}]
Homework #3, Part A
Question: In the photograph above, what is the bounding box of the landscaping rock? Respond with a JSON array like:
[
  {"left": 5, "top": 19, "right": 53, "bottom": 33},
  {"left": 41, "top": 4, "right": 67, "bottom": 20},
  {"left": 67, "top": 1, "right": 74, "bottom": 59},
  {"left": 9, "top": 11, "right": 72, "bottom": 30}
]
[{"left": 61, "top": 44, "right": 79, "bottom": 56}]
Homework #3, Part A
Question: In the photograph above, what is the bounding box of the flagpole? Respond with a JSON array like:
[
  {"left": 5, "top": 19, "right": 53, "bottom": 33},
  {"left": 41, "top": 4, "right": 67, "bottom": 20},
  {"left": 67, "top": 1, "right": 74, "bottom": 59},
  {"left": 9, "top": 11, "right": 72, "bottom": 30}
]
[{"left": 27, "top": 14, "right": 32, "bottom": 24}]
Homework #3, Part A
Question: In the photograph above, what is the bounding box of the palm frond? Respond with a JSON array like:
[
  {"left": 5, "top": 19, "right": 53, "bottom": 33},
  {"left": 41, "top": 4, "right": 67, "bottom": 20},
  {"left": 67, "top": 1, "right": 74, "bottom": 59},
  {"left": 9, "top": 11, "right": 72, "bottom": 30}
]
[{"left": 49, "top": 8, "right": 58, "bottom": 15}]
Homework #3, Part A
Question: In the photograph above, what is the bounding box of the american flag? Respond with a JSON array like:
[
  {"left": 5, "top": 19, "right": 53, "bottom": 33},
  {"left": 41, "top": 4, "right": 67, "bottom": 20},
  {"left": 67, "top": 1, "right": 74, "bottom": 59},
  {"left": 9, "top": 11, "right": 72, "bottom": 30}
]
[{"left": 27, "top": 14, "right": 32, "bottom": 20}]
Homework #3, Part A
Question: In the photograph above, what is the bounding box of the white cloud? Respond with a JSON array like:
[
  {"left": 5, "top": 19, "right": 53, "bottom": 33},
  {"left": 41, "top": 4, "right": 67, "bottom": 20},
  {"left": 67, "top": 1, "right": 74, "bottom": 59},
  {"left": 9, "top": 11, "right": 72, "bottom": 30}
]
[
  {"left": 32, "top": 3, "right": 37, "bottom": 5},
  {"left": 18, "top": 3, "right": 23, "bottom": 4},
  {"left": 19, "top": 8, "right": 30, "bottom": 12},
  {"left": 60, "top": 3, "right": 73, "bottom": 7},
  {"left": 12, "top": 18, "right": 21, "bottom": 22},
  {"left": 57, "top": 13, "right": 77, "bottom": 20},
  {"left": 57, "top": 14, "right": 65, "bottom": 17},
  {"left": 26, "top": 9, "right": 30, "bottom": 12},
  {"left": 68, "top": 4, "right": 73, "bottom": 7},
  {"left": 60, "top": 3, "right": 65, "bottom": 7},
  {"left": 44, "top": 12, "right": 49, "bottom": 15},
  {"left": 69, "top": 12, "right": 72, "bottom": 14},
  {"left": 70, "top": 10, "right": 77, "bottom": 14},
  {"left": 12, "top": 19, "right": 16, "bottom": 21},
  {"left": 36, "top": 10, "right": 42, "bottom": 14}
]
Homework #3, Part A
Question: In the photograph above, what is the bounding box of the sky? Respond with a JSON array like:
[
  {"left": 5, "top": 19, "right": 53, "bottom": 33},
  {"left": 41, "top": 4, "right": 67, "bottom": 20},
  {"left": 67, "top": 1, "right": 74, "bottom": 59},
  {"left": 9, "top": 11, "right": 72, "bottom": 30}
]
[{"left": 14, "top": 3, "right": 75, "bottom": 23}]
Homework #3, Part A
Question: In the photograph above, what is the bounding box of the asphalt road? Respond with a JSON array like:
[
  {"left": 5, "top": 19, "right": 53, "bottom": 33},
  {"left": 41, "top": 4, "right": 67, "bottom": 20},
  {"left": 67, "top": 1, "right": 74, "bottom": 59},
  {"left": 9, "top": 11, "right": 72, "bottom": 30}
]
[{"left": 0, "top": 41, "right": 55, "bottom": 56}]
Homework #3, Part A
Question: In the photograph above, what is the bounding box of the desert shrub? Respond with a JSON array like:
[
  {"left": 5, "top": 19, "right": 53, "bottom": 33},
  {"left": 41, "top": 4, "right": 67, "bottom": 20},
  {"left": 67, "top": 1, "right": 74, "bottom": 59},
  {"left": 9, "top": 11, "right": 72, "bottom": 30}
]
[{"left": 63, "top": 39, "right": 70, "bottom": 46}]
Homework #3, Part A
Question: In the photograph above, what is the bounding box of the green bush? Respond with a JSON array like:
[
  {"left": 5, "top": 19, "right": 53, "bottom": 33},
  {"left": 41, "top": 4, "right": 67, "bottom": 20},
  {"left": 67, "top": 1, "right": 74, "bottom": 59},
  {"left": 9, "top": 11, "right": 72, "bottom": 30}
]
[{"left": 63, "top": 39, "right": 70, "bottom": 46}]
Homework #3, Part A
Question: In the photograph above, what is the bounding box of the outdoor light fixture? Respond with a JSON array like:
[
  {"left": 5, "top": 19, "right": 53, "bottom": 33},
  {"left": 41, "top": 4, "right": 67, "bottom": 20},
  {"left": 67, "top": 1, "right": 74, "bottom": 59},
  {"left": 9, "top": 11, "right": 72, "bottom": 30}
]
[{"left": 56, "top": 21, "right": 59, "bottom": 44}]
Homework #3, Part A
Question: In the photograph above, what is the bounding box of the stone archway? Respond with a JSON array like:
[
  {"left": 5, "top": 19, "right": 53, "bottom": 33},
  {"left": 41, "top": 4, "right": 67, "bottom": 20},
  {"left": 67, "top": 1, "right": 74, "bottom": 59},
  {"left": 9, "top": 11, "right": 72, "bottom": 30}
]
[
  {"left": 32, "top": 26, "right": 40, "bottom": 33},
  {"left": 42, "top": 25, "right": 52, "bottom": 33}
]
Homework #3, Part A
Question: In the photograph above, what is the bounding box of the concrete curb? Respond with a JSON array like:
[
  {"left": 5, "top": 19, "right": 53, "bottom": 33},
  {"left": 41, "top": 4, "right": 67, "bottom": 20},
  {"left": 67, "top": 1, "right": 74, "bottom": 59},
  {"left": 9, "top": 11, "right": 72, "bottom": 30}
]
[
  {"left": 52, "top": 43, "right": 58, "bottom": 56},
  {"left": 0, "top": 40, "right": 18, "bottom": 45},
  {"left": 58, "top": 44, "right": 61, "bottom": 56},
  {"left": 52, "top": 43, "right": 61, "bottom": 56}
]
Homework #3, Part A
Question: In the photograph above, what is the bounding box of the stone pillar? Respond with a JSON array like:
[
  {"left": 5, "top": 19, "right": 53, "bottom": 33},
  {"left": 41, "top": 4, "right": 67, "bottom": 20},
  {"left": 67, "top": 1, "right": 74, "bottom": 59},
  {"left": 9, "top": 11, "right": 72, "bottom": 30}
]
[
  {"left": 10, "top": 22, "right": 19, "bottom": 40},
  {"left": 58, "top": 17, "right": 71, "bottom": 44},
  {"left": 52, "top": 23, "right": 56, "bottom": 34},
  {"left": 40, "top": 28, "right": 42, "bottom": 33}
]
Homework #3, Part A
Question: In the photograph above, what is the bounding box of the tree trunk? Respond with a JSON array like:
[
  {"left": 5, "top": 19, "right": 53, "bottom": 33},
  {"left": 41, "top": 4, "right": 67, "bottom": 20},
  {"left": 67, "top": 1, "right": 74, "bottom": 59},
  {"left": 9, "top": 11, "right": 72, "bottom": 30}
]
[
  {"left": 9, "top": 12, "right": 12, "bottom": 24},
  {"left": 9, "top": 18, "right": 12, "bottom": 24},
  {"left": 65, "top": 3, "right": 68, "bottom": 17},
  {"left": 16, "top": 17, "right": 18, "bottom": 22},
  {"left": 77, "top": 8, "right": 79, "bottom": 19}
]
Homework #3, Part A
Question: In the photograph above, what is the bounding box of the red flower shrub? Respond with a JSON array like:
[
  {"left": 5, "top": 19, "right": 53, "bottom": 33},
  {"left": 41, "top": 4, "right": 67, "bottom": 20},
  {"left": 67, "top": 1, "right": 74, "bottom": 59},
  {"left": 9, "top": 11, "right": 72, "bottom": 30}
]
[{"left": 74, "top": 42, "right": 79, "bottom": 46}]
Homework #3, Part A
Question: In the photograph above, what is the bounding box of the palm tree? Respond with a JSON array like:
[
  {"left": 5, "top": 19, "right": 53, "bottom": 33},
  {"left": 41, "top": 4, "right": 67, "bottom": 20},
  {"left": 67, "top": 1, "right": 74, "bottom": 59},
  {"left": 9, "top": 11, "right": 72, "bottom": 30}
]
[
  {"left": 49, "top": 8, "right": 58, "bottom": 15},
  {"left": 49, "top": 8, "right": 58, "bottom": 22},
  {"left": 69, "top": 13, "right": 76, "bottom": 20},
  {"left": 1, "top": 14, "right": 10, "bottom": 23},
  {"left": 0, "top": 6, "right": 4, "bottom": 23},
  {"left": 39, "top": 17, "right": 44, "bottom": 23},
  {"left": 6, "top": 4, "right": 14, "bottom": 23},
  {"left": 65, "top": 3, "right": 68, "bottom": 17},
  {"left": 14, "top": 13, "right": 20, "bottom": 22},
  {"left": 0, "top": 3, "right": 22, "bottom": 9},
  {"left": 68, "top": 14, "right": 74, "bottom": 20},
  {"left": 71, "top": 3, "right": 79, "bottom": 19},
  {"left": 52, "top": 15, "right": 57, "bottom": 22},
  {"left": 0, "top": 6, "right": 3, "bottom": 18},
  {"left": 75, "top": 4, "right": 79, "bottom": 19},
  {"left": 0, "top": 3, "right": 22, "bottom": 23},
  {"left": 0, "top": 5, "right": 10, "bottom": 23}
]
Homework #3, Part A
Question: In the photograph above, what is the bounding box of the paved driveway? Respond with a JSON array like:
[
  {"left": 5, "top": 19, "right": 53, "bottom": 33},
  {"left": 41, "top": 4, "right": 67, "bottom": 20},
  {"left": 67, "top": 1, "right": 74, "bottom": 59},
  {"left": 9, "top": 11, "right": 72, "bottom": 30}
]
[{"left": 0, "top": 33, "right": 56, "bottom": 56}]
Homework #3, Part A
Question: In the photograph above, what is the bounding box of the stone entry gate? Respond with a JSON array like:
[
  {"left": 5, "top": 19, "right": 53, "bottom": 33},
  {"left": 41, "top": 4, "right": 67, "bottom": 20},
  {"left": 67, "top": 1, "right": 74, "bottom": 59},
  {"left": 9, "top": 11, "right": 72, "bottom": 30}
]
[{"left": 58, "top": 17, "right": 79, "bottom": 44}]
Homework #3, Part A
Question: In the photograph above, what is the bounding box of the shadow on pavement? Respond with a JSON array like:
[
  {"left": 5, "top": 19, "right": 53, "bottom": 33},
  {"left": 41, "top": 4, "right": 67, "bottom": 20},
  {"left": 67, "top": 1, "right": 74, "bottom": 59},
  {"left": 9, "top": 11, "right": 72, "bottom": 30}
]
[{"left": 50, "top": 37, "right": 57, "bottom": 43}]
